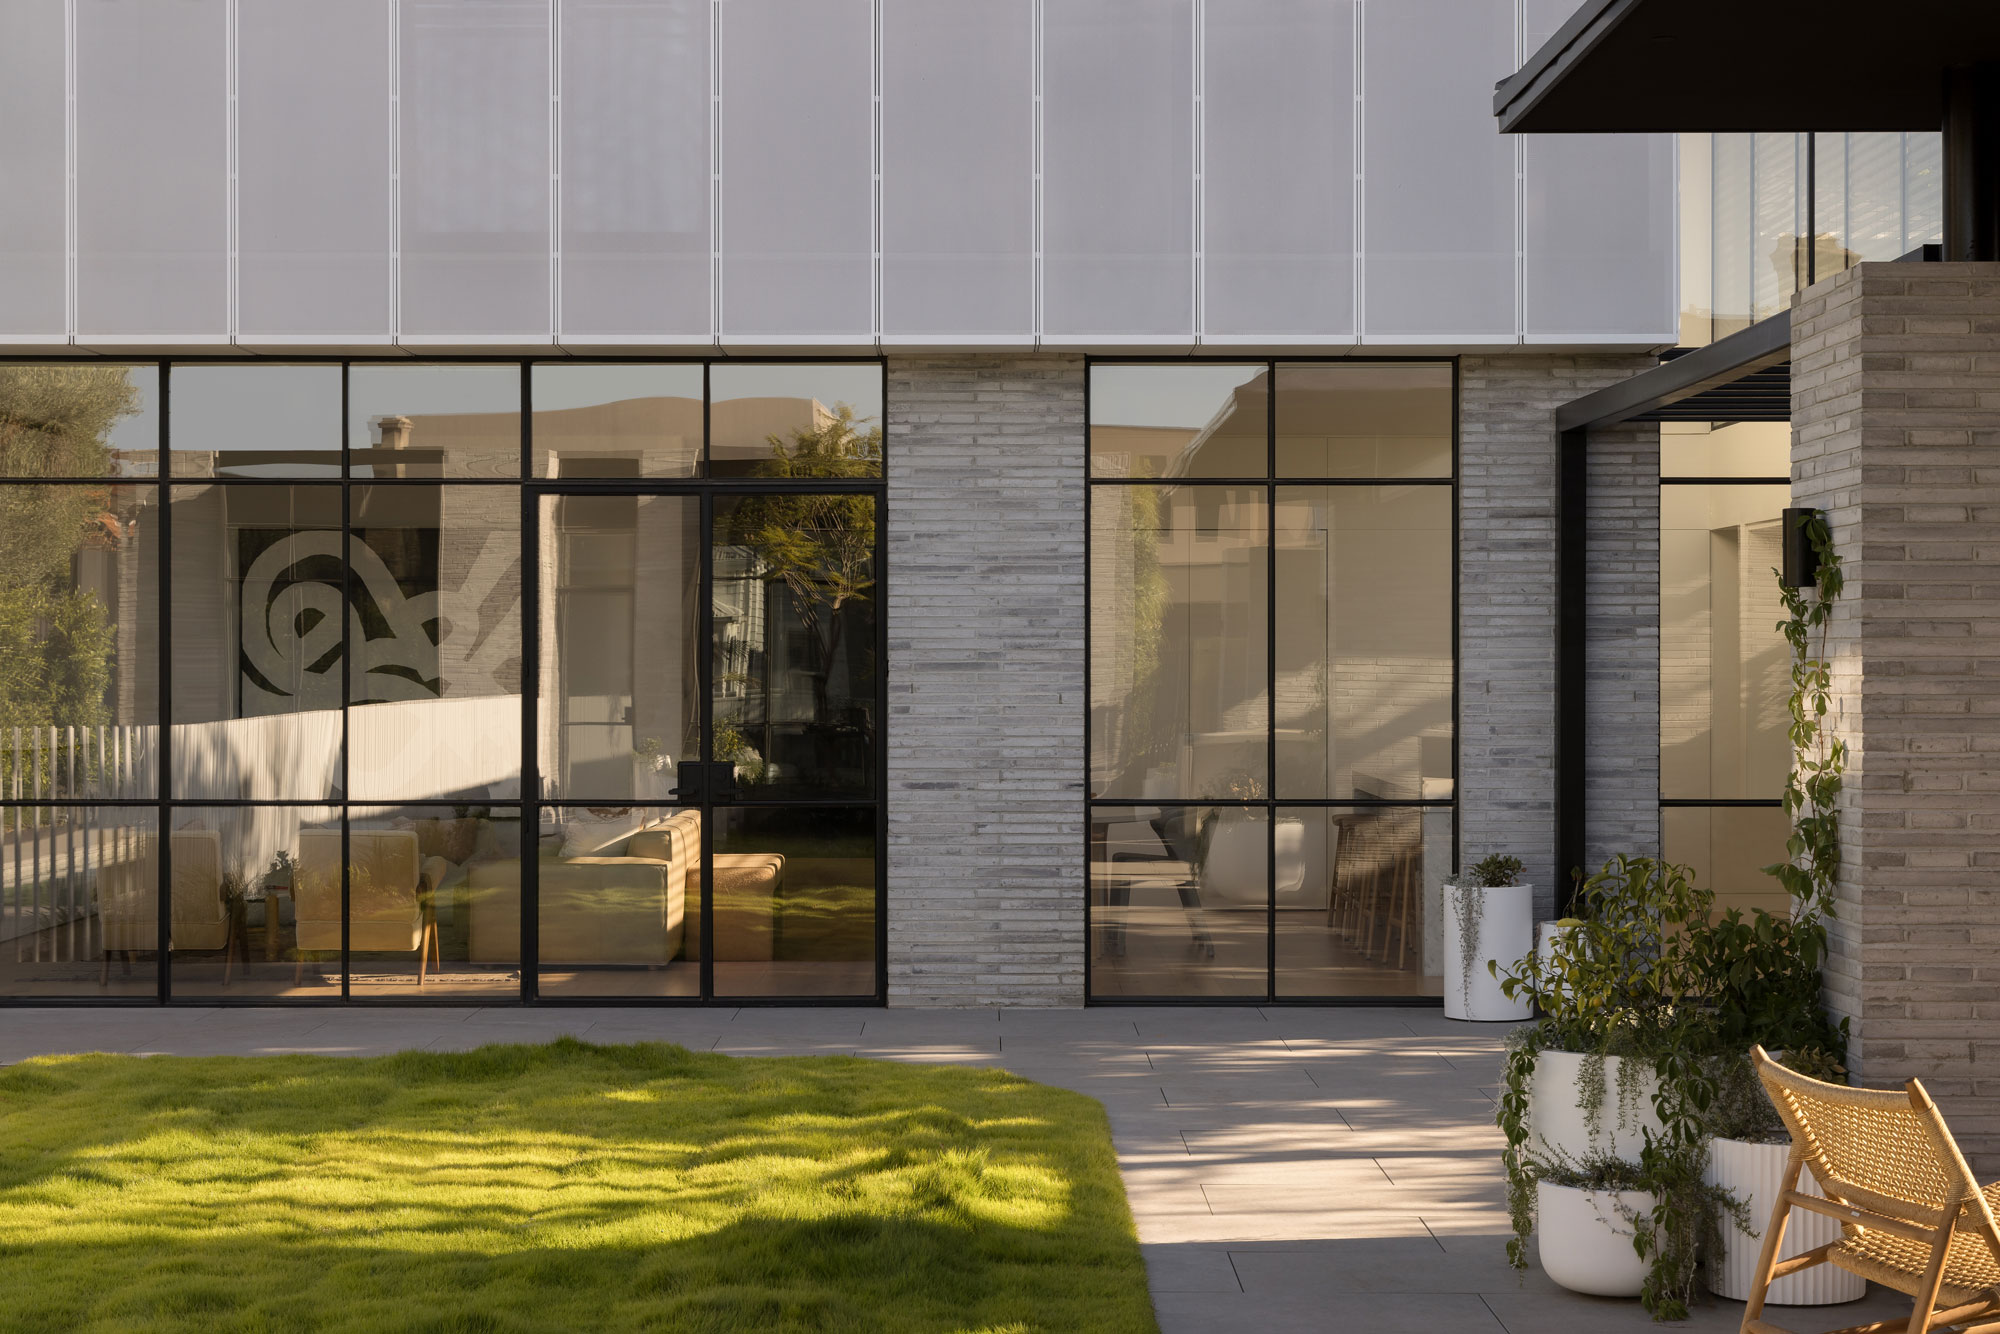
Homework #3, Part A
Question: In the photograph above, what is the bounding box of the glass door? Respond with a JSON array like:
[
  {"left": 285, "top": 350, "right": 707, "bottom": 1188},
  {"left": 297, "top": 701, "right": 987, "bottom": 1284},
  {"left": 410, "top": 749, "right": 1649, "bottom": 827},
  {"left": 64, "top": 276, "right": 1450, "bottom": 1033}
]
[{"left": 533, "top": 486, "right": 882, "bottom": 1002}]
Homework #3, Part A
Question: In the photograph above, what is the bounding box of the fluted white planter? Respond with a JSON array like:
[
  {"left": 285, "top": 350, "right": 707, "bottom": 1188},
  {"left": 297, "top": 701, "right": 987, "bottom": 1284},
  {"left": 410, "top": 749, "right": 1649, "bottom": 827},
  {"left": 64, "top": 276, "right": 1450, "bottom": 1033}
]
[
  {"left": 1536, "top": 1180, "right": 1656, "bottom": 1297},
  {"left": 1442, "top": 881, "right": 1533, "bottom": 1021},
  {"left": 1704, "top": 1138, "right": 1865, "bottom": 1305},
  {"left": 1530, "top": 1049, "right": 1664, "bottom": 1163}
]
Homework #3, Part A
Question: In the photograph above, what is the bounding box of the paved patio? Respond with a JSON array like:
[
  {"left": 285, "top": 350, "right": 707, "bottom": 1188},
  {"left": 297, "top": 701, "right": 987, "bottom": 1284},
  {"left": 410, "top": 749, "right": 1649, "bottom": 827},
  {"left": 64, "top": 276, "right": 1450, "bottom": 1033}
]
[{"left": 0, "top": 1004, "right": 1906, "bottom": 1332}]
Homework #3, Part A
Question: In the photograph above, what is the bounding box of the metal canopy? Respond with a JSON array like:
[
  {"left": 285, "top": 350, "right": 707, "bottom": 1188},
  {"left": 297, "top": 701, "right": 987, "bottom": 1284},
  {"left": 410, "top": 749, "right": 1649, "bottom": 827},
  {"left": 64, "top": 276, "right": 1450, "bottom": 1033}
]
[
  {"left": 1495, "top": 0, "right": 2000, "bottom": 133},
  {"left": 1556, "top": 310, "right": 1791, "bottom": 432}
]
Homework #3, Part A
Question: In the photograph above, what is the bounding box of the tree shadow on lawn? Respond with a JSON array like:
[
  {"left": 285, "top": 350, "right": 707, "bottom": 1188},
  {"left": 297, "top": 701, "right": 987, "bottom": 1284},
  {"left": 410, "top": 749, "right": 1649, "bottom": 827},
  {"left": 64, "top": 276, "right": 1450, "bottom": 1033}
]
[{"left": 0, "top": 1039, "right": 1158, "bottom": 1334}]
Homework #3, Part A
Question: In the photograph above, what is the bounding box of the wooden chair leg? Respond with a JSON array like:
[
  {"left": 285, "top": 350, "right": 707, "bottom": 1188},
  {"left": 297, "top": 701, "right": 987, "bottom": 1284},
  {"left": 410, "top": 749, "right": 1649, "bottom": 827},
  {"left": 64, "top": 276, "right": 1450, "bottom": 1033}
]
[
  {"left": 1742, "top": 1155, "right": 1803, "bottom": 1330},
  {"left": 1905, "top": 1212, "right": 1961, "bottom": 1334},
  {"left": 418, "top": 921, "right": 433, "bottom": 985}
]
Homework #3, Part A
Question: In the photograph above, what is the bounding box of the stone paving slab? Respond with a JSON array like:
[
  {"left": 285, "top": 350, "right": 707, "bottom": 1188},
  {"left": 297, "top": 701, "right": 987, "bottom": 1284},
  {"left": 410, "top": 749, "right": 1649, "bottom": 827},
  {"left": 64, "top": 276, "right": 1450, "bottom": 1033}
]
[{"left": 0, "top": 1003, "right": 1907, "bottom": 1330}]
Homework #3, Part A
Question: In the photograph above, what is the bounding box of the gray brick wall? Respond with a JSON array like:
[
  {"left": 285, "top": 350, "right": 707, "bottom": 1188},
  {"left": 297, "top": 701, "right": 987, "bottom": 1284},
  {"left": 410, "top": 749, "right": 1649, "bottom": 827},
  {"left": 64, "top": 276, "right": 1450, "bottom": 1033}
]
[
  {"left": 1459, "top": 356, "right": 1660, "bottom": 922},
  {"left": 885, "top": 354, "right": 1087, "bottom": 1007},
  {"left": 1791, "top": 262, "right": 2000, "bottom": 1169}
]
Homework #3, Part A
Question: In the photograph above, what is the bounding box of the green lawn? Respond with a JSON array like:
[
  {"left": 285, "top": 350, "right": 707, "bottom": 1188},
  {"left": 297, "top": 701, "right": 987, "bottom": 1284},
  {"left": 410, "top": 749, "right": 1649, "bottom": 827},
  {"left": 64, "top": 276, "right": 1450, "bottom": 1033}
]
[{"left": 0, "top": 1040, "right": 1158, "bottom": 1334}]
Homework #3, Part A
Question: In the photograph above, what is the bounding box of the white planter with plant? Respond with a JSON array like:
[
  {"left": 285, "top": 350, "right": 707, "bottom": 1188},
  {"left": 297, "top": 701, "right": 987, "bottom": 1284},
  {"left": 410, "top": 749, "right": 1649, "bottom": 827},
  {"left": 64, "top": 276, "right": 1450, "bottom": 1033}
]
[
  {"left": 1528, "top": 1048, "right": 1662, "bottom": 1163},
  {"left": 1534, "top": 1175, "right": 1657, "bottom": 1298},
  {"left": 1703, "top": 1137, "right": 1862, "bottom": 1305},
  {"left": 1442, "top": 854, "right": 1532, "bottom": 1022}
]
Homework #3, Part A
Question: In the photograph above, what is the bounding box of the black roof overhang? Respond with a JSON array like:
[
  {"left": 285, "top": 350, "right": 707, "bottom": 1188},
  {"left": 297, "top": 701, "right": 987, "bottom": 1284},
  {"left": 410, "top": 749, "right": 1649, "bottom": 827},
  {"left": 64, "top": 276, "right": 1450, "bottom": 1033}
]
[
  {"left": 1495, "top": 0, "right": 2000, "bottom": 134},
  {"left": 1556, "top": 311, "right": 1791, "bottom": 433}
]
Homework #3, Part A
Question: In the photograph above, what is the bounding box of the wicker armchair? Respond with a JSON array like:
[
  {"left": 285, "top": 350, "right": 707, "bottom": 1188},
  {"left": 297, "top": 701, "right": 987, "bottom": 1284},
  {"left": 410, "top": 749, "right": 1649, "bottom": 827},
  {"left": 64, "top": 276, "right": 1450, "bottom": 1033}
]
[{"left": 1742, "top": 1045, "right": 2000, "bottom": 1334}]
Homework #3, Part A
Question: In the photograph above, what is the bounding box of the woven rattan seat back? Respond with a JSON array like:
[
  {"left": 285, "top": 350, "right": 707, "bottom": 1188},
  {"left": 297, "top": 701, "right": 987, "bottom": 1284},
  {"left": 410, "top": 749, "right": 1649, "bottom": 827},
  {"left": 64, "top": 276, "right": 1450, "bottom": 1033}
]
[{"left": 1752, "top": 1047, "right": 1969, "bottom": 1226}]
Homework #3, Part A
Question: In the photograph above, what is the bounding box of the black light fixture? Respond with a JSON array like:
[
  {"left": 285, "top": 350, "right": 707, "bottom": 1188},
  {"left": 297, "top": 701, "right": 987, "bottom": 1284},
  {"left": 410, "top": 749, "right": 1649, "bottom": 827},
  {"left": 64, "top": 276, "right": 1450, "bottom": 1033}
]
[{"left": 1781, "top": 506, "right": 1822, "bottom": 589}]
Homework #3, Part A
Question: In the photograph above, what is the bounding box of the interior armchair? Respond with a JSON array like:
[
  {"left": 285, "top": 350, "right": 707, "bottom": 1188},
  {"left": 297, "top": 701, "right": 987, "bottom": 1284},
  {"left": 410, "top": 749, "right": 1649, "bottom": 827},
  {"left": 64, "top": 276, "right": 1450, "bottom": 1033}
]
[
  {"left": 293, "top": 830, "right": 451, "bottom": 985},
  {"left": 97, "top": 829, "right": 238, "bottom": 985}
]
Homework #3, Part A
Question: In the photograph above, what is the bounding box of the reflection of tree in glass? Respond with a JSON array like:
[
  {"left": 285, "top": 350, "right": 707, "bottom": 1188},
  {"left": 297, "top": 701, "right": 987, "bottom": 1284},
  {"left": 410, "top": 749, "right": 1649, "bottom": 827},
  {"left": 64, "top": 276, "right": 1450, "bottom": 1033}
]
[
  {"left": 0, "top": 368, "right": 139, "bottom": 737},
  {"left": 1119, "top": 482, "right": 1174, "bottom": 777},
  {"left": 723, "top": 405, "right": 879, "bottom": 726}
]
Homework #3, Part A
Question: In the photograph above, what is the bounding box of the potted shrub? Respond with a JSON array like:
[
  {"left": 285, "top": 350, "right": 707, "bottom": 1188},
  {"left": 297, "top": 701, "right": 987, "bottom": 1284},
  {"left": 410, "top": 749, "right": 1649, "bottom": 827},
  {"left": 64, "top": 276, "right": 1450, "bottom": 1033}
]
[
  {"left": 1527, "top": 1154, "right": 1659, "bottom": 1298},
  {"left": 1494, "top": 855, "right": 1721, "bottom": 1318},
  {"left": 1442, "top": 853, "right": 1532, "bottom": 1022}
]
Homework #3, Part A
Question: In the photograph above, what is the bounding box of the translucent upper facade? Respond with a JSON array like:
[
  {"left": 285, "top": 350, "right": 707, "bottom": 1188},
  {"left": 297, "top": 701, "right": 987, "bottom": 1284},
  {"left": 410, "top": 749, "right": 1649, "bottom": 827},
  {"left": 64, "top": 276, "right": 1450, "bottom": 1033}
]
[{"left": 0, "top": 0, "right": 1676, "bottom": 351}]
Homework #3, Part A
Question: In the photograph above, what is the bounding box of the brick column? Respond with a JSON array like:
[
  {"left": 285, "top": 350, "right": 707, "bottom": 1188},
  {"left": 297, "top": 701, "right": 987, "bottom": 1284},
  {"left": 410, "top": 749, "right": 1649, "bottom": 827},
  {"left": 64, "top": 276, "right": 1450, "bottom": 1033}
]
[
  {"left": 1791, "top": 262, "right": 2000, "bottom": 1168},
  {"left": 884, "top": 354, "right": 1087, "bottom": 1007},
  {"left": 1459, "top": 355, "right": 1660, "bottom": 923}
]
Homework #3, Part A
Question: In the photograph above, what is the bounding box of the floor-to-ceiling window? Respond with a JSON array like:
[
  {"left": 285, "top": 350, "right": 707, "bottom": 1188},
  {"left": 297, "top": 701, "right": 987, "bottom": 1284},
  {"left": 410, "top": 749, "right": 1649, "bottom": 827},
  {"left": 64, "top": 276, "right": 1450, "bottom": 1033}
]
[
  {"left": 1659, "top": 421, "right": 1791, "bottom": 915},
  {"left": 1085, "top": 361, "right": 1455, "bottom": 1002},
  {"left": 0, "top": 359, "right": 884, "bottom": 1004}
]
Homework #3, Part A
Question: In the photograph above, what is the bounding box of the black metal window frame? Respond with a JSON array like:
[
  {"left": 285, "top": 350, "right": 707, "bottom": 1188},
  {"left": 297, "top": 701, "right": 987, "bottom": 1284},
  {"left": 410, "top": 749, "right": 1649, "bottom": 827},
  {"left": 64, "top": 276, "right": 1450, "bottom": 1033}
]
[
  {"left": 0, "top": 354, "right": 889, "bottom": 1007},
  {"left": 1657, "top": 458, "right": 1791, "bottom": 873},
  {"left": 1081, "top": 354, "right": 1460, "bottom": 1007}
]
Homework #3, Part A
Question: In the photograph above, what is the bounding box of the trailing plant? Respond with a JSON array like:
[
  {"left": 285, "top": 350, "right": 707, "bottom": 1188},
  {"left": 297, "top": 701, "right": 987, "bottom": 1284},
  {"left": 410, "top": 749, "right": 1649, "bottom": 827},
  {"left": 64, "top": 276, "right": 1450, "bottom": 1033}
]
[
  {"left": 1448, "top": 854, "right": 1526, "bottom": 1010},
  {"left": 1493, "top": 855, "right": 1722, "bottom": 1319},
  {"left": 1763, "top": 509, "right": 1845, "bottom": 922}
]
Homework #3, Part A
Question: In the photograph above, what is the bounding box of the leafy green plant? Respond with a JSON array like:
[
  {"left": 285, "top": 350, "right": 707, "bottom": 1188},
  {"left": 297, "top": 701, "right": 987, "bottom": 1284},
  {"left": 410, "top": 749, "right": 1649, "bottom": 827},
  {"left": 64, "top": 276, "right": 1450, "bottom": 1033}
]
[
  {"left": 1764, "top": 509, "right": 1845, "bottom": 920},
  {"left": 1469, "top": 853, "right": 1524, "bottom": 888}
]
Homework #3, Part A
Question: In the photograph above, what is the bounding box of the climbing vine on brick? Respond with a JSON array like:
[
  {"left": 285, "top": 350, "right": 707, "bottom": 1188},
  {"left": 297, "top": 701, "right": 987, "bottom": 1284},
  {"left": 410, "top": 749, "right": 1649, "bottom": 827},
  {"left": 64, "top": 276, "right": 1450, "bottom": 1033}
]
[{"left": 1765, "top": 509, "right": 1845, "bottom": 920}]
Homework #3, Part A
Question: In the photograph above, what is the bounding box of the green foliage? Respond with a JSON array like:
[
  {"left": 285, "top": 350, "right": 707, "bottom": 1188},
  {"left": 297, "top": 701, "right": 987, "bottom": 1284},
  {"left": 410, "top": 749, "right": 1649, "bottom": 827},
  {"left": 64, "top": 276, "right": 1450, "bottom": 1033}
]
[
  {"left": 1763, "top": 508, "right": 1845, "bottom": 920},
  {"left": 721, "top": 404, "right": 881, "bottom": 728},
  {"left": 1490, "top": 514, "right": 1851, "bottom": 1320},
  {"left": 1468, "top": 853, "right": 1524, "bottom": 889},
  {"left": 0, "top": 1040, "right": 1158, "bottom": 1333}
]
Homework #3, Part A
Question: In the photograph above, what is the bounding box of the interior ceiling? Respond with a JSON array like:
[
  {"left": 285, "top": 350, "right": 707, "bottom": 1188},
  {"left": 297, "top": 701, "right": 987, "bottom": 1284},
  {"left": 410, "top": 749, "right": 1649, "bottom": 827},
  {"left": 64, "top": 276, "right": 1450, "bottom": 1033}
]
[{"left": 1496, "top": 0, "right": 2000, "bottom": 133}]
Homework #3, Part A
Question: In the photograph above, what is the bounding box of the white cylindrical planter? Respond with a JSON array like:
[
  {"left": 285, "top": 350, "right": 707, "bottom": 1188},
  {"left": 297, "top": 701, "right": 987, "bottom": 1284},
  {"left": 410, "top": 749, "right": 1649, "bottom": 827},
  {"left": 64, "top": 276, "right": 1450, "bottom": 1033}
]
[
  {"left": 1536, "top": 1180, "right": 1656, "bottom": 1297},
  {"left": 1530, "top": 1049, "right": 1664, "bottom": 1162},
  {"left": 1442, "top": 881, "right": 1533, "bottom": 1021},
  {"left": 1705, "top": 1138, "right": 1864, "bottom": 1305}
]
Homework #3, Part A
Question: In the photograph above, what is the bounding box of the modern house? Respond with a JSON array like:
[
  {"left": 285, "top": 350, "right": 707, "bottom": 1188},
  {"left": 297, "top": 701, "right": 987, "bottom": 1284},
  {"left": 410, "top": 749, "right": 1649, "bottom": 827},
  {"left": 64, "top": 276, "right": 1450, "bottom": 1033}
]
[{"left": 0, "top": 2, "right": 1971, "bottom": 1061}]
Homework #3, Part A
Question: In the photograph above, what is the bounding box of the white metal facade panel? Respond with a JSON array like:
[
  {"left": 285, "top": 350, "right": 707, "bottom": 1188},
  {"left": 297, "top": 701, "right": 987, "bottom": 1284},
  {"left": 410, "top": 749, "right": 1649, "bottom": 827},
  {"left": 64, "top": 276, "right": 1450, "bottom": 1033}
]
[
  {"left": 1202, "top": 0, "right": 1354, "bottom": 339},
  {"left": 719, "top": 0, "right": 875, "bottom": 339},
  {"left": 560, "top": 0, "right": 711, "bottom": 338},
  {"left": 399, "top": 0, "right": 552, "bottom": 338},
  {"left": 76, "top": 0, "right": 228, "bottom": 339},
  {"left": 1361, "top": 0, "right": 1517, "bottom": 340},
  {"left": 28, "top": 0, "right": 1678, "bottom": 349},
  {"left": 1524, "top": 134, "right": 1675, "bottom": 339},
  {"left": 881, "top": 0, "right": 1033, "bottom": 339},
  {"left": 238, "top": 0, "right": 394, "bottom": 339},
  {"left": 0, "top": 0, "right": 66, "bottom": 339},
  {"left": 1043, "top": 0, "right": 1193, "bottom": 338}
]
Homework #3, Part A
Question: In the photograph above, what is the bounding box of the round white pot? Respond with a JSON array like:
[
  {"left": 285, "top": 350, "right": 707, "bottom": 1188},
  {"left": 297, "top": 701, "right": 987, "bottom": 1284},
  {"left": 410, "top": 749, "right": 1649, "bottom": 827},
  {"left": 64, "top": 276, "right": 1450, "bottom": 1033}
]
[
  {"left": 1530, "top": 1049, "right": 1664, "bottom": 1163},
  {"left": 1441, "top": 881, "right": 1533, "bottom": 1021},
  {"left": 1704, "top": 1137, "right": 1865, "bottom": 1305},
  {"left": 1536, "top": 1180, "right": 1656, "bottom": 1297}
]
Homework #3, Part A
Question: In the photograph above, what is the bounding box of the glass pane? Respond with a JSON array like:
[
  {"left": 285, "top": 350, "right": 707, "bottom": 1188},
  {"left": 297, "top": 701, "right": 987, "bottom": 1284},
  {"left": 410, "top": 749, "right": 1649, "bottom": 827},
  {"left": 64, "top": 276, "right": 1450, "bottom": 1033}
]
[
  {"left": 531, "top": 364, "right": 703, "bottom": 478},
  {"left": 1274, "top": 363, "right": 1451, "bottom": 478},
  {"left": 709, "top": 805, "right": 875, "bottom": 998},
  {"left": 348, "top": 365, "right": 521, "bottom": 480},
  {"left": 535, "top": 805, "right": 695, "bottom": 998},
  {"left": 0, "top": 484, "right": 160, "bottom": 799},
  {"left": 1664, "top": 805, "right": 1791, "bottom": 921},
  {"left": 1275, "top": 487, "right": 1452, "bottom": 800},
  {"left": 1088, "top": 364, "right": 1267, "bottom": 479},
  {"left": 170, "top": 484, "right": 343, "bottom": 800},
  {"left": 1089, "top": 485, "right": 1268, "bottom": 801},
  {"left": 0, "top": 805, "right": 157, "bottom": 998},
  {"left": 1275, "top": 805, "right": 1446, "bottom": 998},
  {"left": 346, "top": 486, "right": 523, "bottom": 802},
  {"left": 1660, "top": 422, "right": 1790, "bottom": 479},
  {"left": 708, "top": 364, "right": 883, "bottom": 478},
  {"left": 711, "top": 494, "right": 878, "bottom": 799},
  {"left": 1661, "top": 484, "right": 1791, "bottom": 800},
  {"left": 338, "top": 804, "right": 522, "bottom": 999},
  {"left": 0, "top": 364, "right": 158, "bottom": 478},
  {"left": 539, "top": 495, "right": 700, "bottom": 801},
  {"left": 1089, "top": 803, "right": 1266, "bottom": 998},
  {"left": 166, "top": 804, "right": 336, "bottom": 999},
  {"left": 168, "top": 365, "right": 342, "bottom": 479}
]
